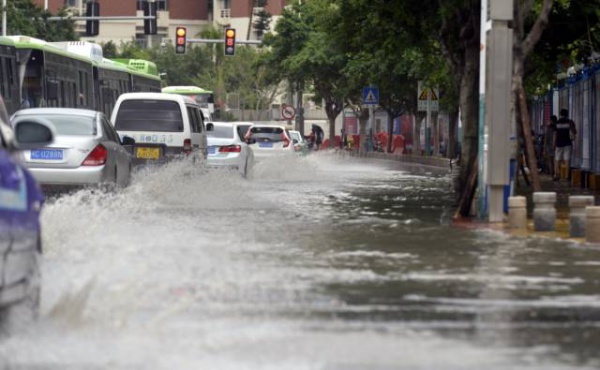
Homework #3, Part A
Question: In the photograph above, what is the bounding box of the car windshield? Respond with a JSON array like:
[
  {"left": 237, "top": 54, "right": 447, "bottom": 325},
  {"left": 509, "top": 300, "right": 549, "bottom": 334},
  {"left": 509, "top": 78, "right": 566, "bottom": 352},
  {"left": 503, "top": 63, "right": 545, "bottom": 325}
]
[
  {"left": 208, "top": 125, "right": 234, "bottom": 138},
  {"left": 115, "top": 100, "right": 183, "bottom": 132},
  {"left": 37, "top": 114, "right": 96, "bottom": 136},
  {"left": 249, "top": 126, "right": 285, "bottom": 142}
]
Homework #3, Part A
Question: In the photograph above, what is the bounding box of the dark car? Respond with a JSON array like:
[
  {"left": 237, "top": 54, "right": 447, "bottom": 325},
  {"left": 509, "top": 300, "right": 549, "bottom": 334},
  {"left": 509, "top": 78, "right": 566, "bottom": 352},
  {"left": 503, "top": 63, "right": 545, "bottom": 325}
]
[{"left": 0, "top": 96, "right": 54, "bottom": 333}]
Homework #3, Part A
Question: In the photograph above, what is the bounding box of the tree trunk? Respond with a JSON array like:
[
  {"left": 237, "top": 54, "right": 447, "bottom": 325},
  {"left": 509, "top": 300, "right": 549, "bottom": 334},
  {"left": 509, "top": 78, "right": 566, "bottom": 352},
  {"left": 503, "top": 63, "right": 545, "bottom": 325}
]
[
  {"left": 358, "top": 107, "right": 369, "bottom": 154},
  {"left": 329, "top": 115, "right": 336, "bottom": 146},
  {"left": 448, "top": 110, "right": 458, "bottom": 159},
  {"left": 518, "top": 85, "right": 541, "bottom": 191},
  {"left": 455, "top": 43, "right": 480, "bottom": 218}
]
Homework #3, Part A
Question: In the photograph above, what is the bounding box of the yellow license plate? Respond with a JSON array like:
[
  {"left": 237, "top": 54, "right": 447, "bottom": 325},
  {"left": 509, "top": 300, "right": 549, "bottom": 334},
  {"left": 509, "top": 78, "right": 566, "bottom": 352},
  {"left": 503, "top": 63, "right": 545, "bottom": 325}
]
[{"left": 136, "top": 147, "right": 160, "bottom": 159}]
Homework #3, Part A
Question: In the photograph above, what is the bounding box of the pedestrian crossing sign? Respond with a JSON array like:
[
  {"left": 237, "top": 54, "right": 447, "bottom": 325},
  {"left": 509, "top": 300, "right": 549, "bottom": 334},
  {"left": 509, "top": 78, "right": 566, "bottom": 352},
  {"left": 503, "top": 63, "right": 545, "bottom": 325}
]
[{"left": 362, "top": 86, "right": 379, "bottom": 105}]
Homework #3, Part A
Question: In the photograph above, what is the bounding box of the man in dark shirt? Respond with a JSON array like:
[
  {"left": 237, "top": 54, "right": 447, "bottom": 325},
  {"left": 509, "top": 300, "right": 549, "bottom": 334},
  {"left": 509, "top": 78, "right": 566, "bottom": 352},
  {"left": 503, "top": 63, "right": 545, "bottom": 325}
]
[{"left": 553, "top": 108, "right": 576, "bottom": 181}]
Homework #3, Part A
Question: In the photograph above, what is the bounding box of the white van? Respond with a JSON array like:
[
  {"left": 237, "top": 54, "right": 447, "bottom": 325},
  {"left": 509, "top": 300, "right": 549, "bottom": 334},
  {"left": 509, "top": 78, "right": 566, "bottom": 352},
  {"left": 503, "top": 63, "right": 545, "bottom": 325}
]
[{"left": 110, "top": 92, "right": 207, "bottom": 164}]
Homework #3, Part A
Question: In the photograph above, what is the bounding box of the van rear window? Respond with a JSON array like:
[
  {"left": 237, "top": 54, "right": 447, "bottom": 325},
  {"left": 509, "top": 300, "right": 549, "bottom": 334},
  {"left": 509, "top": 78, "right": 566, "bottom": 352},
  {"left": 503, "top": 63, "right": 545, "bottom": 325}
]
[{"left": 114, "top": 100, "right": 184, "bottom": 132}]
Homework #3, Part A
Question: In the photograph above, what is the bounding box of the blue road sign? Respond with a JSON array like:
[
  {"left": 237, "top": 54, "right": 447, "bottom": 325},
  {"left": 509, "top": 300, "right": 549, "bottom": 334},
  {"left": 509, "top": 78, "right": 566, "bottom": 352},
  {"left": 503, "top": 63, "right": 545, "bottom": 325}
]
[{"left": 362, "top": 86, "right": 379, "bottom": 105}]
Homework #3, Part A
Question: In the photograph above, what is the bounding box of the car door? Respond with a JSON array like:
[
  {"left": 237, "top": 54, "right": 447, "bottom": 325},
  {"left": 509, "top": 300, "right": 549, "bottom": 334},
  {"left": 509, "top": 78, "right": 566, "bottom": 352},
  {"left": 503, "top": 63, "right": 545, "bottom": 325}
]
[
  {"left": 0, "top": 141, "right": 41, "bottom": 300},
  {"left": 187, "top": 105, "right": 207, "bottom": 158},
  {"left": 101, "top": 115, "right": 131, "bottom": 185}
]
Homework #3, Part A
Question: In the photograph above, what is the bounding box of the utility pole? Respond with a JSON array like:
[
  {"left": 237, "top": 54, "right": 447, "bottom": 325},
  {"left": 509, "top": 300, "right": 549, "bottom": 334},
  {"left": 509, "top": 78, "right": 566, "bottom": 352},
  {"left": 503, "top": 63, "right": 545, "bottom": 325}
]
[{"left": 479, "top": 1, "right": 513, "bottom": 222}]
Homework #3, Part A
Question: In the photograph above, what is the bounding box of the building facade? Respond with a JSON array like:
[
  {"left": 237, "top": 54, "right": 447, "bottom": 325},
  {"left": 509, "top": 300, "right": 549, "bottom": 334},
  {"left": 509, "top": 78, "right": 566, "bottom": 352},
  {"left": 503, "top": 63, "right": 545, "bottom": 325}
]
[{"left": 35, "top": 0, "right": 285, "bottom": 47}]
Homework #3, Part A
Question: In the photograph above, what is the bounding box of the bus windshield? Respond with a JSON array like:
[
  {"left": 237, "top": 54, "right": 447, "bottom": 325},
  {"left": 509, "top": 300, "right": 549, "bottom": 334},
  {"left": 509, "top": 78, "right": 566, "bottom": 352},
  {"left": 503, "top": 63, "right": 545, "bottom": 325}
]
[{"left": 162, "top": 86, "right": 215, "bottom": 114}]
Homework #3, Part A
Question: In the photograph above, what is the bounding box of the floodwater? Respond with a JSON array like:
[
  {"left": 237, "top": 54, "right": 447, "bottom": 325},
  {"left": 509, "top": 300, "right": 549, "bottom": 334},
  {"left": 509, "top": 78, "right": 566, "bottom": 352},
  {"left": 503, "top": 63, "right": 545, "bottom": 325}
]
[{"left": 1, "top": 152, "right": 600, "bottom": 369}]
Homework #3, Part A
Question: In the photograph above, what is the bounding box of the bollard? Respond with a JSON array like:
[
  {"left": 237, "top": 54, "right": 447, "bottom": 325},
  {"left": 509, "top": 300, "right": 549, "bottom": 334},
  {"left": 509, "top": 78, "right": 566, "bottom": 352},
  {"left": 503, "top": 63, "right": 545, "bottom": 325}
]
[
  {"left": 533, "top": 192, "right": 556, "bottom": 231},
  {"left": 569, "top": 196, "right": 595, "bottom": 237},
  {"left": 585, "top": 206, "right": 600, "bottom": 243},
  {"left": 508, "top": 196, "right": 527, "bottom": 229}
]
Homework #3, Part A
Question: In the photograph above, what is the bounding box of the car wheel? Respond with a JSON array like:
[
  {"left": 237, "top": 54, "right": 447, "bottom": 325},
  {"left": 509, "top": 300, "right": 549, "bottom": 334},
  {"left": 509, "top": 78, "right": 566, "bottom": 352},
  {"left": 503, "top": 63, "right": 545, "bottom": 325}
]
[{"left": 0, "top": 252, "right": 41, "bottom": 335}]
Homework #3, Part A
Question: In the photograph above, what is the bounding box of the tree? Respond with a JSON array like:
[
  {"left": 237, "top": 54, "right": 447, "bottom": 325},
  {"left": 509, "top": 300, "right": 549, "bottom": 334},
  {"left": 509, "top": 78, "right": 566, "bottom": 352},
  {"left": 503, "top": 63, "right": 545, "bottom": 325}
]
[
  {"left": 253, "top": 9, "right": 272, "bottom": 39},
  {"left": 4, "top": 0, "right": 77, "bottom": 41},
  {"left": 513, "top": 0, "right": 556, "bottom": 193}
]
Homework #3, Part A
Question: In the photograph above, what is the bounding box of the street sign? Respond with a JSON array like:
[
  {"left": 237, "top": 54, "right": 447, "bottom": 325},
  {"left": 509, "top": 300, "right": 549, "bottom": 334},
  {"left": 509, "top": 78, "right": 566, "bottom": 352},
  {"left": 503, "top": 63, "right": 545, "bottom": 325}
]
[
  {"left": 281, "top": 104, "right": 296, "bottom": 120},
  {"left": 362, "top": 86, "right": 379, "bottom": 105},
  {"left": 417, "top": 84, "right": 439, "bottom": 112}
]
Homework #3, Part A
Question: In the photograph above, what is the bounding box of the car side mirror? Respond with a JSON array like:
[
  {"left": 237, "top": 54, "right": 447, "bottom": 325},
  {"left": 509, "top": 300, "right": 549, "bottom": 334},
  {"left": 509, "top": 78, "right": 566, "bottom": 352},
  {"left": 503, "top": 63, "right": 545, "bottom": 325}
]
[
  {"left": 11, "top": 117, "right": 55, "bottom": 149},
  {"left": 206, "top": 123, "right": 214, "bottom": 131},
  {"left": 121, "top": 136, "right": 135, "bottom": 145}
]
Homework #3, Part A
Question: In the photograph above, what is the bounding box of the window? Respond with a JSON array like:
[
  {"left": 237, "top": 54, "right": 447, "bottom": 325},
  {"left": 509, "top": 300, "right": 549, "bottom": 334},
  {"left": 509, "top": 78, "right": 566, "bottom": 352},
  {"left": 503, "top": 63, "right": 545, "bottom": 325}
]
[
  {"left": 136, "top": 0, "right": 167, "bottom": 11},
  {"left": 115, "top": 100, "right": 184, "bottom": 132},
  {"left": 64, "top": 0, "right": 79, "bottom": 8},
  {"left": 248, "top": 126, "right": 285, "bottom": 142},
  {"left": 101, "top": 117, "right": 120, "bottom": 142},
  {"left": 208, "top": 125, "right": 234, "bottom": 139},
  {"left": 38, "top": 114, "right": 96, "bottom": 136},
  {"left": 187, "top": 106, "right": 199, "bottom": 133}
]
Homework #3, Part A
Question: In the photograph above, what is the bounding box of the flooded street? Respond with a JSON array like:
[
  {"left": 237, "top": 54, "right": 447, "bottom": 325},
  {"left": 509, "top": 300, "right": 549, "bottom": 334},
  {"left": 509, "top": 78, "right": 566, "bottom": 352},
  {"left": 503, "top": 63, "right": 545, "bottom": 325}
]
[{"left": 2, "top": 153, "right": 600, "bottom": 369}]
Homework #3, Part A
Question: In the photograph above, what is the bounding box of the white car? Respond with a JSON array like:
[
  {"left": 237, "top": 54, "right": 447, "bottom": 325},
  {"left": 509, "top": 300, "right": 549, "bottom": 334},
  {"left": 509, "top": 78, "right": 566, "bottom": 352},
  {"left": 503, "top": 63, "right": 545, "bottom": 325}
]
[
  {"left": 12, "top": 108, "right": 133, "bottom": 191},
  {"left": 110, "top": 93, "right": 208, "bottom": 165},
  {"left": 244, "top": 124, "right": 295, "bottom": 161},
  {"left": 207, "top": 121, "right": 254, "bottom": 178},
  {"left": 288, "top": 130, "right": 309, "bottom": 155}
]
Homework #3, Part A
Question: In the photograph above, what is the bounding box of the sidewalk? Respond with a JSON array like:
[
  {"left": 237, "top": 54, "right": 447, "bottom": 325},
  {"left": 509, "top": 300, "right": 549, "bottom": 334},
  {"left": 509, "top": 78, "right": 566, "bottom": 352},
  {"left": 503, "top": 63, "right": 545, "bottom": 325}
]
[
  {"left": 514, "top": 170, "right": 599, "bottom": 219},
  {"left": 508, "top": 170, "right": 598, "bottom": 242}
]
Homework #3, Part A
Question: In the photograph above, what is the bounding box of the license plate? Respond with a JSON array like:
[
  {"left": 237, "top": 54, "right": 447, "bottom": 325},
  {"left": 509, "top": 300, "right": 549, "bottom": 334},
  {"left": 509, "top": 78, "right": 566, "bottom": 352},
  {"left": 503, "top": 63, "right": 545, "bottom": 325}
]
[
  {"left": 136, "top": 147, "right": 161, "bottom": 159},
  {"left": 208, "top": 147, "right": 216, "bottom": 154},
  {"left": 30, "top": 149, "right": 63, "bottom": 160},
  {"left": 259, "top": 142, "right": 273, "bottom": 148}
]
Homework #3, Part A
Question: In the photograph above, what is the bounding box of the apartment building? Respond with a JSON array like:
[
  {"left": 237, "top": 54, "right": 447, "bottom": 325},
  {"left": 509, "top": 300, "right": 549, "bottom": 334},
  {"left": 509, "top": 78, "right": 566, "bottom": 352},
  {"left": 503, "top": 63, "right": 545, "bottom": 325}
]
[{"left": 35, "top": 0, "right": 286, "bottom": 47}]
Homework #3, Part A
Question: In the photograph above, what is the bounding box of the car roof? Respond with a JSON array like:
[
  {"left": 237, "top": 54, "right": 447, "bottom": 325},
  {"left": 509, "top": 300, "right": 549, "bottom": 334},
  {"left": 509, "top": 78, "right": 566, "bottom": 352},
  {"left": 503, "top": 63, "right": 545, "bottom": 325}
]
[
  {"left": 116, "top": 92, "right": 197, "bottom": 105},
  {"left": 250, "top": 124, "right": 285, "bottom": 129},
  {"left": 13, "top": 107, "right": 99, "bottom": 118}
]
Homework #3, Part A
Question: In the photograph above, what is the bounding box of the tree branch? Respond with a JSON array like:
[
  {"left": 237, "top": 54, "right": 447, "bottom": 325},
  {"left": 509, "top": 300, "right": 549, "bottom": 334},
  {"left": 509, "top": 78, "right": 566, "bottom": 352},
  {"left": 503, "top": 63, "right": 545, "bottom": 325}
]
[{"left": 522, "top": 0, "right": 554, "bottom": 58}]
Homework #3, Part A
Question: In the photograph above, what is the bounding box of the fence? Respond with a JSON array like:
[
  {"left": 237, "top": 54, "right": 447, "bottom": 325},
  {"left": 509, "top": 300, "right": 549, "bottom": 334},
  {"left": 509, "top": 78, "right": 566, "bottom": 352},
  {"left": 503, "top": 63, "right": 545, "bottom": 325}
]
[{"left": 530, "top": 65, "right": 600, "bottom": 174}]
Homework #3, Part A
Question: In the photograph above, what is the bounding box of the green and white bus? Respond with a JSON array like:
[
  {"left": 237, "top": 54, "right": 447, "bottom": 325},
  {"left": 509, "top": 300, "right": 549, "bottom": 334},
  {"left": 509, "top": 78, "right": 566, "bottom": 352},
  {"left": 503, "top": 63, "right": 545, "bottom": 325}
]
[{"left": 162, "top": 85, "right": 215, "bottom": 119}]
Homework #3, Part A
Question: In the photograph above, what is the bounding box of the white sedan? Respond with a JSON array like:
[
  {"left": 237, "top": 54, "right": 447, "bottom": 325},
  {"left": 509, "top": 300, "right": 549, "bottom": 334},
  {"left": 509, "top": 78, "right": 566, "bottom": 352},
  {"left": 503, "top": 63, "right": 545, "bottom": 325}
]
[
  {"left": 244, "top": 124, "right": 295, "bottom": 161},
  {"left": 206, "top": 121, "right": 254, "bottom": 178},
  {"left": 12, "top": 108, "right": 133, "bottom": 192}
]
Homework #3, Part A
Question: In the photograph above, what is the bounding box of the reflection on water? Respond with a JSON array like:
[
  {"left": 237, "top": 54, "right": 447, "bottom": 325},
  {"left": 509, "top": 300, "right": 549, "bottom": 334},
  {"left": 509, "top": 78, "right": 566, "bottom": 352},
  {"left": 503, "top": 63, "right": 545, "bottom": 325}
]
[{"left": 1, "top": 153, "right": 599, "bottom": 369}]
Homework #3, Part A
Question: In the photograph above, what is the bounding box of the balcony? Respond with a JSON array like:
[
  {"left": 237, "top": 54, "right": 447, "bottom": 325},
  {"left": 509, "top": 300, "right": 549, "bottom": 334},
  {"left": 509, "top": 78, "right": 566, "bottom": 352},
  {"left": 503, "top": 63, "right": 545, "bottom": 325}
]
[{"left": 220, "top": 8, "right": 231, "bottom": 19}]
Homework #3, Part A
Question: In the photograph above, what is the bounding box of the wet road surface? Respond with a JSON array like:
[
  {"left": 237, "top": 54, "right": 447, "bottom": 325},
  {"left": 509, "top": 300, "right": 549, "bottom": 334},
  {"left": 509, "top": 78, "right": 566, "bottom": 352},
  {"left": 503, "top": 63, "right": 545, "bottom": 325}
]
[{"left": 1, "top": 153, "right": 600, "bottom": 369}]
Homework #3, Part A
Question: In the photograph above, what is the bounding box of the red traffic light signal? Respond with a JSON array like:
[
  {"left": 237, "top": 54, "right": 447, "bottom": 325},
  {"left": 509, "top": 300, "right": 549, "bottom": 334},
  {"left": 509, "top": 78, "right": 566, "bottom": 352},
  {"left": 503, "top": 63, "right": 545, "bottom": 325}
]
[
  {"left": 175, "top": 27, "right": 187, "bottom": 54},
  {"left": 224, "top": 28, "right": 236, "bottom": 56}
]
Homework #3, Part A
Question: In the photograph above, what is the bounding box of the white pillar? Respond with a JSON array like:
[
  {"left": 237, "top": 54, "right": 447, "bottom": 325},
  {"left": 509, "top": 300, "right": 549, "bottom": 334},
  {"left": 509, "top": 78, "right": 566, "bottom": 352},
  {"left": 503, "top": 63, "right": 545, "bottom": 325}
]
[
  {"left": 508, "top": 196, "right": 527, "bottom": 229},
  {"left": 533, "top": 192, "right": 557, "bottom": 232},
  {"left": 569, "top": 196, "right": 594, "bottom": 237}
]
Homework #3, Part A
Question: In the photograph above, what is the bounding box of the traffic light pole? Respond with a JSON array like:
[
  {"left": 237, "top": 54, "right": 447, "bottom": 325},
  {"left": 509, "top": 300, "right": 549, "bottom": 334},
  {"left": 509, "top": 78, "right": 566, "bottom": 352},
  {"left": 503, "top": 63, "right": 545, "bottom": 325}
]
[{"left": 187, "top": 39, "right": 262, "bottom": 45}]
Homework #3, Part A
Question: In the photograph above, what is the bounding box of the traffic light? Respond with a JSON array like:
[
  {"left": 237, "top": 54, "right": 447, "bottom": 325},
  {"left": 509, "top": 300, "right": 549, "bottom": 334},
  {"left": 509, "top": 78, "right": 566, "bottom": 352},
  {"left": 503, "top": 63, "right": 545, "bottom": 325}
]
[
  {"left": 224, "top": 28, "right": 236, "bottom": 56},
  {"left": 143, "top": 1, "right": 157, "bottom": 35},
  {"left": 85, "top": 1, "right": 100, "bottom": 37},
  {"left": 175, "top": 27, "right": 187, "bottom": 54}
]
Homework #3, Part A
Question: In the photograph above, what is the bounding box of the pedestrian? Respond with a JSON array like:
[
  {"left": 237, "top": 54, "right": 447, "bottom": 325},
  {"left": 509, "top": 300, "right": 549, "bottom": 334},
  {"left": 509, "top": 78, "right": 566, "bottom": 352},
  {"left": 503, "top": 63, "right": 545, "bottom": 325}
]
[
  {"left": 553, "top": 108, "right": 576, "bottom": 181},
  {"left": 543, "top": 115, "right": 557, "bottom": 177},
  {"left": 312, "top": 124, "right": 324, "bottom": 151}
]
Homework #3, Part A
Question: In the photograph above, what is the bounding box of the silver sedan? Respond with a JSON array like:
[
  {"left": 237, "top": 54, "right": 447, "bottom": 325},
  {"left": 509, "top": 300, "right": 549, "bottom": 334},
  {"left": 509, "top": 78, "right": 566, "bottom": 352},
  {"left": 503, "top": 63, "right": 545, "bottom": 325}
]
[
  {"left": 11, "top": 108, "right": 133, "bottom": 191},
  {"left": 207, "top": 121, "right": 254, "bottom": 178}
]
